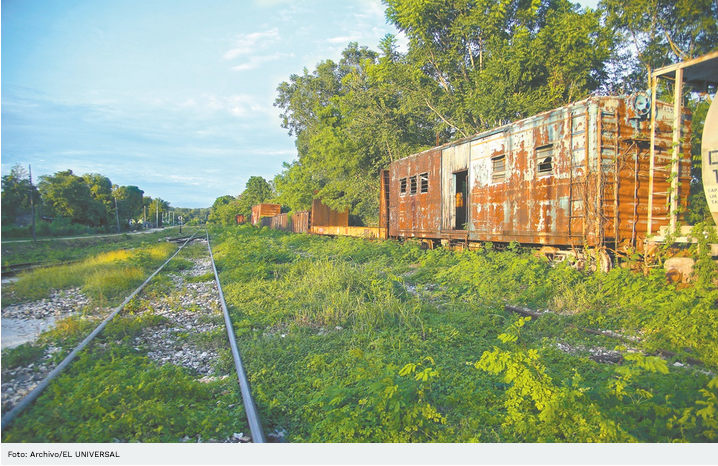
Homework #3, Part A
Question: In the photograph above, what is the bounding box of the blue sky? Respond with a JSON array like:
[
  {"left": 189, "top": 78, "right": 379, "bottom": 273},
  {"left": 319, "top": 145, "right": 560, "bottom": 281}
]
[{"left": 2, "top": 0, "right": 600, "bottom": 208}]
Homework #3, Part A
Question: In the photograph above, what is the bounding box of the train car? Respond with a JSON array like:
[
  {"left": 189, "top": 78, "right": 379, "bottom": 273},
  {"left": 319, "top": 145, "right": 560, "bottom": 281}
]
[
  {"left": 385, "top": 95, "right": 692, "bottom": 258},
  {"left": 251, "top": 203, "right": 281, "bottom": 225},
  {"left": 309, "top": 198, "right": 386, "bottom": 238}
]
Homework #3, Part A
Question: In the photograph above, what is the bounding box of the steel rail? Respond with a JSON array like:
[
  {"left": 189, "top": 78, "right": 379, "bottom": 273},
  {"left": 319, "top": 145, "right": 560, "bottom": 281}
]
[
  {"left": 1, "top": 230, "right": 201, "bottom": 432},
  {"left": 205, "top": 228, "right": 266, "bottom": 443},
  {"left": 1, "top": 259, "right": 84, "bottom": 277}
]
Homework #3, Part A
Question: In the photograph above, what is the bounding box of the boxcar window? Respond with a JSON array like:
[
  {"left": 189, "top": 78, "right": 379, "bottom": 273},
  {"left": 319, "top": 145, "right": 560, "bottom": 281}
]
[
  {"left": 400, "top": 178, "right": 407, "bottom": 195},
  {"left": 491, "top": 155, "right": 506, "bottom": 183},
  {"left": 537, "top": 145, "right": 553, "bottom": 176},
  {"left": 410, "top": 176, "right": 418, "bottom": 195},
  {"left": 420, "top": 173, "right": 429, "bottom": 193}
]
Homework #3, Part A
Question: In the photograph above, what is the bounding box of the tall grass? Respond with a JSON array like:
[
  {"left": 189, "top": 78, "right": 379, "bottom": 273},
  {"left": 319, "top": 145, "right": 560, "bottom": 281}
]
[{"left": 6, "top": 242, "right": 177, "bottom": 305}]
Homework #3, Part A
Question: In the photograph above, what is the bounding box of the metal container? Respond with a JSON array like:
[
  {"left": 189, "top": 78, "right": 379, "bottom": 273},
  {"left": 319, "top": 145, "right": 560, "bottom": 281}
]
[
  {"left": 291, "top": 210, "right": 310, "bottom": 233},
  {"left": 388, "top": 95, "right": 691, "bottom": 250},
  {"left": 251, "top": 204, "right": 282, "bottom": 225},
  {"left": 270, "top": 213, "right": 290, "bottom": 231},
  {"left": 311, "top": 198, "right": 348, "bottom": 227}
]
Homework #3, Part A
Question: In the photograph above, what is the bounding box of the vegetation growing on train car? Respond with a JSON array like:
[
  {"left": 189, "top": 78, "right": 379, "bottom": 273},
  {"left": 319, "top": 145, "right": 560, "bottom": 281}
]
[{"left": 210, "top": 225, "right": 717, "bottom": 442}]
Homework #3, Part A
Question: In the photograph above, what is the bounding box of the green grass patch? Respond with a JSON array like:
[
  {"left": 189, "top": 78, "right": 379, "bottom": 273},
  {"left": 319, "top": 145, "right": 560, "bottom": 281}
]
[
  {"left": 206, "top": 225, "right": 718, "bottom": 443},
  {"left": 1, "top": 347, "right": 247, "bottom": 443},
  {"left": 4, "top": 242, "right": 177, "bottom": 305},
  {"left": 1, "top": 343, "right": 47, "bottom": 371}
]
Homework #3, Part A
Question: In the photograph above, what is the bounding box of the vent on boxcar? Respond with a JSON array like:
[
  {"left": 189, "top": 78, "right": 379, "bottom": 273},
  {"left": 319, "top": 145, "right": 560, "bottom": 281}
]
[
  {"left": 410, "top": 176, "right": 418, "bottom": 195},
  {"left": 537, "top": 145, "right": 554, "bottom": 176},
  {"left": 400, "top": 178, "right": 407, "bottom": 195},
  {"left": 420, "top": 173, "right": 429, "bottom": 193},
  {"left": 492, "top": 155, "right": 506, "bottom": 183}
]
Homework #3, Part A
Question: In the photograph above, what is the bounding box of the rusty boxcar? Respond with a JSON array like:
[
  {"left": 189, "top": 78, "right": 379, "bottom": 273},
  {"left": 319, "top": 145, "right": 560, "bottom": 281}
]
[
  {"left": 251, "top": 203, "right": 282, "bottom": 226},
  {"left": 385, "top": 95, "right": 691, "bottom": 256}
]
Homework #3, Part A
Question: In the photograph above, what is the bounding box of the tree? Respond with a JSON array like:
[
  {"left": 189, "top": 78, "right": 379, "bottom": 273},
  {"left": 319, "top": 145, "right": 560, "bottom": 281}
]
[
  {"left": 601, "top": 0, "right": 718, "bottom": 91},
  {"left": 236, "top": 176, "right": 274, "bottom": 216},
  {"left": 38, "top": 170, "right": 105, "bottom": 226},
  {"left": 113, "top": 185, "right": 144, "bottom": 229},
  {"left": 275, "top": 42, "right": 433, "bottom": 222},
  {"left": 82, "top": 173, "right": 113, "bottom": 227},
  {"left": 208, "top": 195, "right": 238, "bottom": 225},
  {"left": 1, "top": 164, "right": 39, "bottom": 225},
  {"left": 145, "top": 196, "right": 170, "bottom": 227},
  {"left": 383, "top": 0, "right": 613, "bottom": 134},
  {"left": 208, "top": 196, "right": 244, "bottom": 225}
]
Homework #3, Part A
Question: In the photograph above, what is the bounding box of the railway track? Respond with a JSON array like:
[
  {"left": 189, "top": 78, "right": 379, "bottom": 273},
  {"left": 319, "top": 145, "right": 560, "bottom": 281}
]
[
  {"left": 1, "top": 229, "right": 266, "bottom": 443},
  {"left": 1, "top": 260, "right": 82, "bottom": 278}
]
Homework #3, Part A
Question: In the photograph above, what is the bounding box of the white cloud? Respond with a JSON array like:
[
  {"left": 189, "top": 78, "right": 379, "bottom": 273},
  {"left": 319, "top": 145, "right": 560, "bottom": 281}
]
[
  {"left": 354, "top": 0, "right": 385, "bottom": 20},
  {"left": 224, "top": 28, "right": 281, "bottom": 60},
  {"left": 326, "top": 36, "right": 359, "bottom": 44},
  {"left": 232, "top": 52, "right": 294, "bottom": 71}
]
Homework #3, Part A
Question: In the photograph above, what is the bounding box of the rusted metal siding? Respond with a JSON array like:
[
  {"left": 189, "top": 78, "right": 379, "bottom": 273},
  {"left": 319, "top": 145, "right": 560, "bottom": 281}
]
[
  {"left": 388, "top": 96, "right": 691, "bottom": 249},
  {"left": 380, "top": 170, "right": 390, "bottom": 235},
  {"left": 270, "top": 213, "right": 290, "bottom": 231},
  {"left": 251, "top": 204, "right": 282, "bottom": 225},
  {"left": 388, "top": 149, "right": 442, "bottom": 238},
  {"left": 612, "top": 98, "right": 692, "bottom": 249},
  {"left": 291, "top": 210, "right": 310, "bottom": 233},
  {"left": 311, "top": 225, "right": 384, "bottom": 238},
  {"left": 311, "top": 199, "right": 348, "bottom": 227}
]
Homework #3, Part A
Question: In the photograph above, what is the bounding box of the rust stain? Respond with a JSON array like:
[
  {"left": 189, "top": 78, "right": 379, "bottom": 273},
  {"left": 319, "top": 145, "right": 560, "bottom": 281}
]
[
  {"left": 388, "top": 96, "right": 691, "bottom": 249},
  {"left": 252, "top": 204, "right": 281, "bottom": 225}
]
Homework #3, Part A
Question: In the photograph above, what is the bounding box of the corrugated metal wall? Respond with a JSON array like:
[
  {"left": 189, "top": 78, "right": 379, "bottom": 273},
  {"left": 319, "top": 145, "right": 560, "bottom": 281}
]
[
  {"left": 387, "top": 95, "right": 692, "bottom": 249},
  {"left": 311, "top": 199, "right": 348, "bottom": 227}
]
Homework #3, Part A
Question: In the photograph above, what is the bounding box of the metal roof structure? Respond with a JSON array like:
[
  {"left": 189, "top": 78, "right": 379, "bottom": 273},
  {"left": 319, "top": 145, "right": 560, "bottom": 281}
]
[
  {"left": 653, "top": 51, "right": 718, "bottom": 91},
  {"left": 648, "top": 51, "right": 718, "bottom": 235}
]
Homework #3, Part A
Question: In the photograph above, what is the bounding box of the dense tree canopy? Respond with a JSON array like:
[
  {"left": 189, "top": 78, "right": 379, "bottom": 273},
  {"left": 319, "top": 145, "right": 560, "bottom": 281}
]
[
  {"left": 2, "top": 165, "right": 172, "bottom": 233},
  {"left": 208, "top": 176, "right": 275, "bottom": 225},
  {"left": 113, "top": 185, "right": 144, "bottom": 226},
  {"left": 274, "top": 0, "right": 618, "bottom": 223},
  {"left": 236, "top": 176, "right": 274, "bottom": 216},
  {"left": 38, "top": 170, "right": 106, "bottom": 226},
  {"left": 1, "top": 164, "right": 40, "bottom": 225},
  {"left": 601, "top": 0, "right": 718, "bottom": 91}
]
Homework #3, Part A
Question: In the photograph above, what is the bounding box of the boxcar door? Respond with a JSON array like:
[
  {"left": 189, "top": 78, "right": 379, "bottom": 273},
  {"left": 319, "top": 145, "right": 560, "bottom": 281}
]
[{"left": 441, "top": 143, "right": 471, "bottom": 231}]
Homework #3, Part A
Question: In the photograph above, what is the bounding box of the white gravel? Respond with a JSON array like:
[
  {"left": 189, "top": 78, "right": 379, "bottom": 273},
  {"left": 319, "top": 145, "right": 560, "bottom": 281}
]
[{"left": 1, "top": 241, "right": 230, "bottom": 419}]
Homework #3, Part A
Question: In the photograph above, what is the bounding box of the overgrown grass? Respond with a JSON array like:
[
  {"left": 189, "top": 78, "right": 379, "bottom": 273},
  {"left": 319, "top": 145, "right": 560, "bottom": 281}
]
[
  {"left": 0, "top": 226, "right": 197, "bottom": 267},
  {"left": 4, "top": 225, "right": 715, "bottom": 443},
  {"left": 2, "top": 347, "right": 246, "bottom": 443},
  {"left": 207, "top": 225, "right": 717, "bottom": 443},
  {"left": 2, "top": 235, "right": 249, "bottom": 442},
  {"left": 5, "top": 242, "right": 177, "bottom": 304},
  {"left": 1, "top": 343, "right": 47, "bottom": 370}
]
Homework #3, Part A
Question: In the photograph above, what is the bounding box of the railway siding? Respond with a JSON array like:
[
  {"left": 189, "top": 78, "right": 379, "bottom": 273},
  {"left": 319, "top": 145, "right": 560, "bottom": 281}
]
[
  {"left": 133, "top": 242, "right": 225, "bottom": 376},
  {"left": 1, "top": 235, "right": 255, "bottom": 442}
]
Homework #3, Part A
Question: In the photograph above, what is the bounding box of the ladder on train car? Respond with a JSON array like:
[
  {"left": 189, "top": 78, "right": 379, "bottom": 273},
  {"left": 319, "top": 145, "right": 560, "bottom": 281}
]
[
  {"left": 380, "top": 170, "right": 390, "bottom": 233},
  {"left": 568, "top": 111, "right": 588, "bottom": 242},
  {"left": 599, "top": 110, "right": 620, "bottom": 251}
]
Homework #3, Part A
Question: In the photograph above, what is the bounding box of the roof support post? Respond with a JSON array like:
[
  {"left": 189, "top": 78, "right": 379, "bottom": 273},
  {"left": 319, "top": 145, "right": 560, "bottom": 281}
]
[
  {"left": 670, "top": 67, "right": 684, "bottom": 233},
  {"left": 647, "top": 75, "right": 658, "bottom": 237}
]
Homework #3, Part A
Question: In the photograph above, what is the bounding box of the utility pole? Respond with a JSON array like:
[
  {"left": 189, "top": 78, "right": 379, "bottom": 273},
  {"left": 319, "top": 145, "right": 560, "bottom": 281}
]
[
  {"left": 156, "top": 198, "right": 159, "bottom": 228},
  {"left": 114, "top": 197, "right": 121, "bottom": 234},
  {"left": 29, "top": 165, "right": 36, "bottom": 242},
  {"left": 143, "top": 205, "right": 147, "bottom": 229}
]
